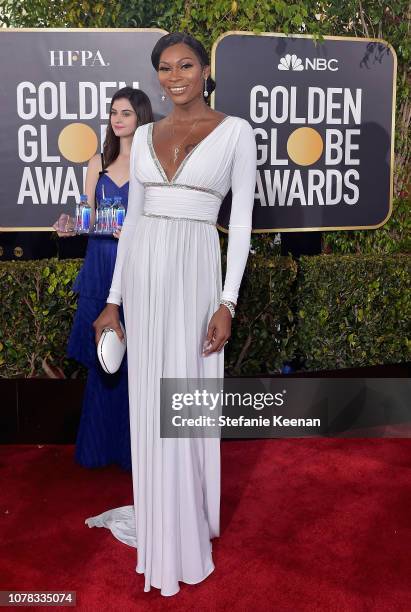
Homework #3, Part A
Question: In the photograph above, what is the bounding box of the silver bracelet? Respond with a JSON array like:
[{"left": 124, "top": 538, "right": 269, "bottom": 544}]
[{"left": 219, "top": 299, "right": 236, "bottom": 318}]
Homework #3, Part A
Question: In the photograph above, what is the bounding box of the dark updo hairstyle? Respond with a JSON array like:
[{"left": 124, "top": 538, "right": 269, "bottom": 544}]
[
  {"left": 103, "top": 87, "right": 154, "bottom": 168},
  {"left": 150, "top": 32, "right": 216, "bottom": 103}
]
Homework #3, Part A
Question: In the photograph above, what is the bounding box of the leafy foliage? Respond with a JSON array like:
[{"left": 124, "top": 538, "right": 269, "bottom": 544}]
[
  {"left": 0, "top": 2, "right": 409, "bottom": 376},
  {"left": 323, "top": 196, "right": 410, "bottom": 254},
  {"left": 295, "top": 254, "right": 411, "bottom": 369},
  {"left": 0, "top": 0, "right": 120, "bottom": 27},
  {"left": 224, "top": 252, "right": 298, "bottom": 375},
  {"left": 1, "top": 255, "right": 408, "bottom": 377},
  {"left": 0, "top": 258, "right": 84, "bottom": 378}
]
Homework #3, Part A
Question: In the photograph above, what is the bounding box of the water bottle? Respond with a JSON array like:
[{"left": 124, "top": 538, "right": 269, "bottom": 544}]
[
  {"left": 98, "top": 198, "right": 106, "bottom": 233},
  {"left": 111, "top": 196, "right": 119, "bottom": 231},
  {"left": 78, "top": 194, "right": 90, "bottom": 233},
  {"left": 101, "top": 197, "right": 112, "bottom": 234},
  {"left": 74, "top": 200, "right": 82, "bottom": 232},
  {"left": 114, "top": 196, "right": 126, "bottom": 229},
  {"left": 108, "top": 198, "right": 115, "bottom": 233},
  {"left": 107, "top": 197, "right": 117, "bottom": 232},
  {"left": 94, "top": 202, "right": 103, "bottom": 233}
]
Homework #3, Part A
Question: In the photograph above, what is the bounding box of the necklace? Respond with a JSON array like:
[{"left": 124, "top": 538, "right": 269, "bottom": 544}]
[{"left": 168, "top": 112, "right": 207, "bottom": 164}]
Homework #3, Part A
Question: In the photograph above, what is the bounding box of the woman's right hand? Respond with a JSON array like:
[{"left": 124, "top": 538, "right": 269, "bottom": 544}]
[
  {"left": 53, "top": 214, "right": 76, "bottom": 237},
  {"left": 93, "top": 303, "right": 124, "bottom": 344}
]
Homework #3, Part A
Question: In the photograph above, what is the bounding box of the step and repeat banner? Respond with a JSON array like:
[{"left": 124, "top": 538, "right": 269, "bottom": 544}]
[
  {"left": 0, "top": 28, "right": 171, "bottom": 230},
  {"left": 0, "top": 29, "right": 396, "bottom": 232},
  {"left": 212, "top": 32, "right": 396, "bottom": 232}
]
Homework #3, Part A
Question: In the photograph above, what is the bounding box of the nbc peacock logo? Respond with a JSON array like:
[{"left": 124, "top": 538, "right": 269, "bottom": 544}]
[{"left": 278, "top": 54, "right": 304, "bottom": 71}]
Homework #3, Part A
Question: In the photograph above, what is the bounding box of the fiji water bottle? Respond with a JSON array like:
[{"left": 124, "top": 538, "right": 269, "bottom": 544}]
[
  {"left": 94, "top": 202, "right": 103, "bottom": 233},
  {"left": 114, "top": 196, "right": 126, "bottom": 229},
  {"left": 107, "top": 198, "right": 114, "bottom": 233},
  {"left": 101, "top": 198, "right": 111, "bottom": 234},
  {"left": 109, "top": 198, "right": 116, "bottom": 233},
  {"left": 98, "top": 198, "right": 106, "bottom": 233},
  {"left": 111, "top": 196, "right": 119, "bottom": 231},
  {"left": 79, "top": 194, "right": 90, "bottom": 233},
  {"left": 74, "top": 200, "right": 82, "bottom": 232}
]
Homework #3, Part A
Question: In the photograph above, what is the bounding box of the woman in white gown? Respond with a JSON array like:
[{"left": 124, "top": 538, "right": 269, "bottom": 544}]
[{"left": 87, "top": 32, "right": 257, "bottom": 596}]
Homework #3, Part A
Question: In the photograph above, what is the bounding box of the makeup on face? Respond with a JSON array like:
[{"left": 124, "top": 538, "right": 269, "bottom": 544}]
[
  {"left": 110, "top": 101, "right": 136, "bottom": 133},
  {"left": 158, "top": 46, "right": 206, "bottom": 99}
]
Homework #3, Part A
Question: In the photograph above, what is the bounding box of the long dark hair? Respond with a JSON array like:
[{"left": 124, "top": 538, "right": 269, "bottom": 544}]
[
  {"left": 103, "top": 87, "right": 153, "bottom": 168},
  {"left": 150, "top": 32, "right": 216, "bottom": 103}
]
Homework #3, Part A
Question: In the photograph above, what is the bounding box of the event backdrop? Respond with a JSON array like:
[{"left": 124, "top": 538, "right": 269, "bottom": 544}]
[
  {"left": 0, "top": 28, "right": 171, "bottom": 230},
  {"left": 213, "top": 32, "right": 397, "bottom": 232},
  {"left": 0, "top": 29, "right": 397, "bottom": 233}
]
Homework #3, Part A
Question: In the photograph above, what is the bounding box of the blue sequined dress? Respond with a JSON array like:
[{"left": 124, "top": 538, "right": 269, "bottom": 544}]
[{"left": 68, "top": 169, "right": 131, "bottom": 471}]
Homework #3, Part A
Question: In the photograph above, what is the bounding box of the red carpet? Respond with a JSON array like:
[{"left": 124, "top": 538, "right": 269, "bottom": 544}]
[{"left": 1, "top": 439, "right": 410, "bottom": 610}]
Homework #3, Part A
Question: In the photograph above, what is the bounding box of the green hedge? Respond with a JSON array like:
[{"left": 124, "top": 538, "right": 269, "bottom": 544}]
[
  {"left": 295, "top": 254, "right": 411, "bottom": 370},
  {"left": 224, "top": 253, "right": 297, "bottom": 376},
  {"left": 0, "top": 258, "right": 83, "bottom": 378},
  {"left": 0, "top": 254, "right": 409, "bottom": 378}
]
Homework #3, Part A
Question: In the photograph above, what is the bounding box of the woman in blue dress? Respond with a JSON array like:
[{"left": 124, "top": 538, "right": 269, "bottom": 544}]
[{"left": 55, "top": 87, "right": 153, "bottom": 471}]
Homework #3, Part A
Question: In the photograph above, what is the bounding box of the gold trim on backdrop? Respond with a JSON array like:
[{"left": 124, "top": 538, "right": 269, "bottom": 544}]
[
  {"left": 211, "top": 30, "right": 397, "bottom": 233},
  {"left": 0, "top": 227, "right": 56, "bottom": 231},
  {"left": 0, "top": 27, "right": 168, "bottom": 33},
  {"left": 0, "top": 27, "right": 169, "bottom": 232},
  {"left": 0, "top": 29, "right": 397, "bottom": 232}
]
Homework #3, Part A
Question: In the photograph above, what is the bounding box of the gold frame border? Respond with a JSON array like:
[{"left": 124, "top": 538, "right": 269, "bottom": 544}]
[
  {"left": 210, "top": 30, "right": 397, "bottom": 234},
  {"left": 0, "top": 29, "right": 398, "bottom": 233},
  {"left": 0, "top": 26, "right": 168, "bottom": 232}
]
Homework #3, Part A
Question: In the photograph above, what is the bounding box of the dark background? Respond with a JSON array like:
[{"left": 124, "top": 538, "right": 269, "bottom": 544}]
[{"left": 215, "top": 34, "right": 395, "bottom": 231}]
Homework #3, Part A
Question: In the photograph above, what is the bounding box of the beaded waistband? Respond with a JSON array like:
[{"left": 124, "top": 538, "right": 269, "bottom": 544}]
[{"left": 142, "top": 212, "right": 216, "bottom": 225}]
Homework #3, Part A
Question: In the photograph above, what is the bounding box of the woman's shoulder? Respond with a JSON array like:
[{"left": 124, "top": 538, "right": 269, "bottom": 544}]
[
  {"left": 86, "top": 153, "right": 104, "bottom": 179},
  {"left": 88, "top": 153, "right": 103, "bottom": 168},
  {"left": 135, "top": 121, "right": 153, "bottom": 134},
  {"left": 132, "top": 121, "right": 152, "bottom": 145},
  {"left": 227, "top": 114, "right": 253, "bottom": 130},
  {"left": 225, "top": 116, "right": 255, "bottom": 146}
]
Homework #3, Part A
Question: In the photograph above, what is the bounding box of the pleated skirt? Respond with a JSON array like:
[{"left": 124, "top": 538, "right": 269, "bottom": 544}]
[
  {"left": 86, "top": 215, "right": 223, "bottom": 596},
  {"left": 68, "top": 236, "right": 131, "bottom": 471}
]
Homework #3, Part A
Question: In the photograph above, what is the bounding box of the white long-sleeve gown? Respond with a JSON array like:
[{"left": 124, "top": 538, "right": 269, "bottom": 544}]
[{"left": 85, "top": 115, "right": 257, "bottom": 596}]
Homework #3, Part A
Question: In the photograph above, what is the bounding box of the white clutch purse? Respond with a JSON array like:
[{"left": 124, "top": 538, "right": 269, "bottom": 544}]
[{"left": 97, "top": 322, "right": 127, "bottom": 374}]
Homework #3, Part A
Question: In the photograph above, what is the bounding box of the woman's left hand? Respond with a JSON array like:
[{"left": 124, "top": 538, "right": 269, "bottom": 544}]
[
  {"left": 202, "top": 305, "right": 232, "bottom": 356},
  {"left": 113, "top": 227, "right": 122, "bottom": 240}
]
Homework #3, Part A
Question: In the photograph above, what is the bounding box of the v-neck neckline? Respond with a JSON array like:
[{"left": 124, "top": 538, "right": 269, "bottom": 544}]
[
  {"left": 148, "top": 115, "right": 231, "bottom": 184},
  {"left": 103, "top": 174, "right": 129, "bottom": 190}
]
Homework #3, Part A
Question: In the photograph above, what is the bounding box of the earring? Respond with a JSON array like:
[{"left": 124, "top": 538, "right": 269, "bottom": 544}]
[
  {"left": 161, "top": 89, "right": 166, "bottom": 101},
  {"left": 203, "top": 77, "right": 209, "bottom": 98}
]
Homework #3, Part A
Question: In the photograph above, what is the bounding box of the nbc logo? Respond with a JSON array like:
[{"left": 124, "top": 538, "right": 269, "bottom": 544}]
[
  {"left": 278, "top": 54, "right": 304, "bottom": 71},
  {"left": 277, "top": 53, "right": 339, "bottom": 71}
]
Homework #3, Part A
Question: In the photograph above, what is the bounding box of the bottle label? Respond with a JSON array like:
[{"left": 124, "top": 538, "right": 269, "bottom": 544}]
[
  {"left": 81, "top": 207, "right": 90, "bottom": 231},
  {"left": 116, "top": 208, "right": 125, "bottom": 227}
]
